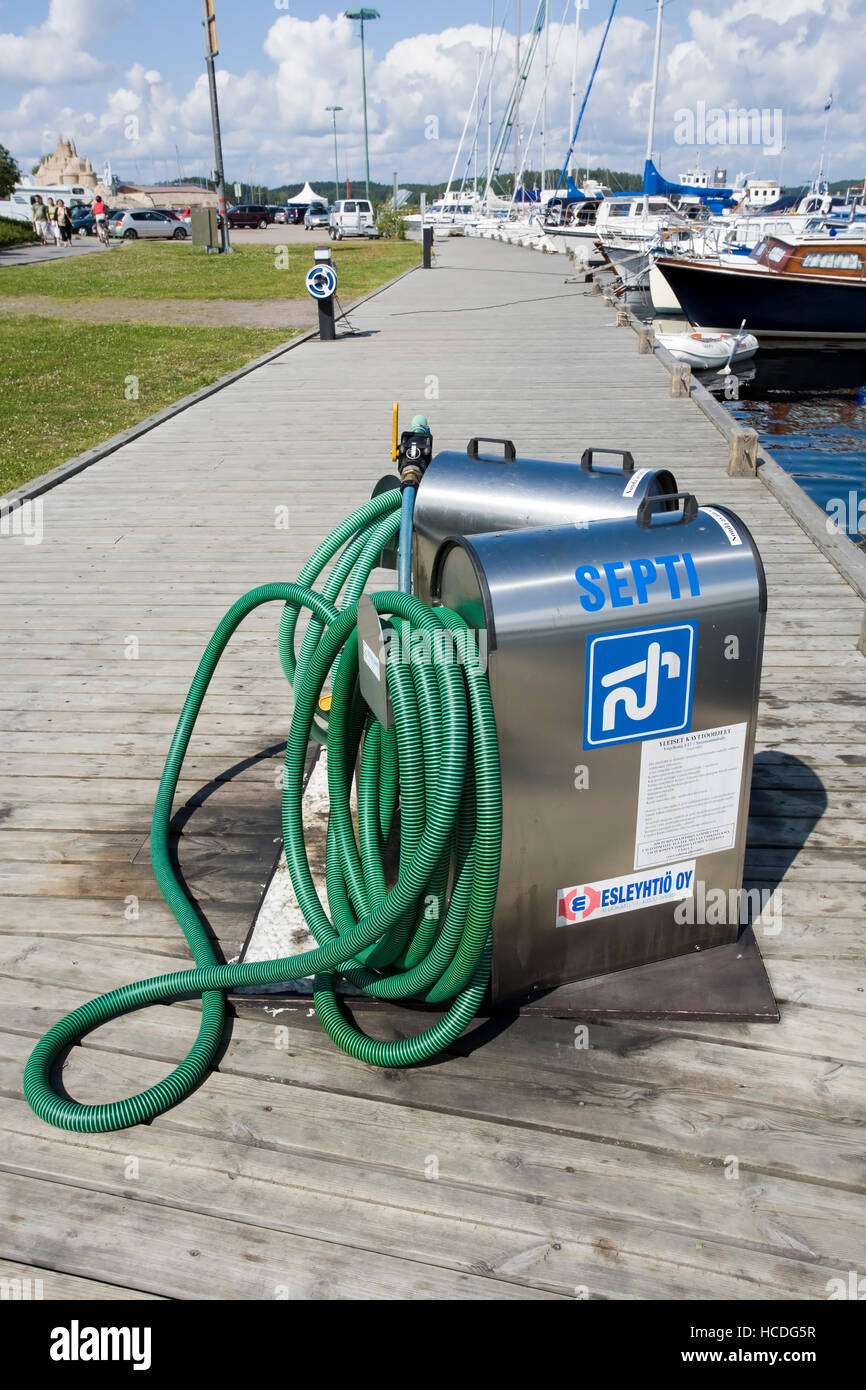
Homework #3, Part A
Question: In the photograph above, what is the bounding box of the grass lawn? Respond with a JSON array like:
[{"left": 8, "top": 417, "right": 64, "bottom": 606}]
[
  {"left": 0, "top": 315, "right": 291, "bottom": 495},
  {"left": 0, "top": 238, "right": 420, "bottom": 301}
]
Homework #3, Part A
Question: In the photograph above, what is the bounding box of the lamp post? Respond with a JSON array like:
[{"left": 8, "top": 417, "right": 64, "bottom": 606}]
[
  {"left": 200, "top": 0, "right": 231, "bottom": 252},
  {"left": 344, "top": 8, "right": 379, "bottom": 202},
  {"left": 326, "top": 105, "right": 344, "bottom": 202}
]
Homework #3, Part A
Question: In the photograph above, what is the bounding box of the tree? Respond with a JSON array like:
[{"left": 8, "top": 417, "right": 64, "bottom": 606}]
[{"left": 0, "top": 145, "right": 20, "bottom": 199}]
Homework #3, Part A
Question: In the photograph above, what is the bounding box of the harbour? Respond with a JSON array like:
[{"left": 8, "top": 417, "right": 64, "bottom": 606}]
[
  {"left": 2, "top": 238, "right": 866, "bottom": 1302},
  {"left": 2, "top": 0, "right": 865, "bottom": 1322}
]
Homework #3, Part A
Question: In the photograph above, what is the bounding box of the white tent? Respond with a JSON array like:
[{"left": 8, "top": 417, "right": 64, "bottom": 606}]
[{"left": 285, "top": 182, "right": 329, "bottom": 205}]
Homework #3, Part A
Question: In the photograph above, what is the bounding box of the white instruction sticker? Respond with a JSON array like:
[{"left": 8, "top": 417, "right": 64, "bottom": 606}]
[
  {"left": 634, "top": 722, "right": 748, "bottom": 871},
  {"left": 362, "top": 640, "right": 381, "bottom": 681},
  {"left": 703, "top": 507, "right": 743, "bottom": 546},
  {"left": 622, "top": 467, "right": 651, "bottom": 498}
]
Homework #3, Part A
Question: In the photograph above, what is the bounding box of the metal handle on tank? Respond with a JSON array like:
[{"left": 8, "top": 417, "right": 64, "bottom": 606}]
[
  {"left": 580, "top": 447, "right": 635, "bottom": 475},
  {"left": 637, "top": 491, "right": 699, "bottom": 528},
  {"left": 466, "top": 437, "right": 517, "bottom": 463}
]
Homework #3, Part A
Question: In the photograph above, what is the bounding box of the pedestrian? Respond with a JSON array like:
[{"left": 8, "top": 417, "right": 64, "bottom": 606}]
[
  {"left": 55, "top": 199, "right": 73, "bottom": 248},
  {"left": 31, "top": 195, "right": 49, "bottom": 245},
  {"left": 91, "top": 195, "right": 109, "bottom": 245},
  {"left": 46, "top": 197, "right": 61, "bottom": 246}
]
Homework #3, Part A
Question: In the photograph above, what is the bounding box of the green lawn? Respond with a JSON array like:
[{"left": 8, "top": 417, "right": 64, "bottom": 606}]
[
  {"left": 0, "top": 238, "right": 420, "bottom": 301},
  {"left": 0, "top": 316, "right": 291, "bottom": 494}
]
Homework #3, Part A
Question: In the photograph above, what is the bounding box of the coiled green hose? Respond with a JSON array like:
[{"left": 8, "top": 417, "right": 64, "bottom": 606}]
[{"left": 23, "top": 491, "right": 502, "bottom": 1132}]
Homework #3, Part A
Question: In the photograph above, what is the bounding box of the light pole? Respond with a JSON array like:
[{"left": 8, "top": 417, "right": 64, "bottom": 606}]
[
  {"left": 344, "top": 9, "right": 379, "bottom": 202},
  {"left": 326, "top": 105, "right": 344, "bottom": 202},
  {"left": 201, "top": 0, "right": 231, "bottom": 252}
]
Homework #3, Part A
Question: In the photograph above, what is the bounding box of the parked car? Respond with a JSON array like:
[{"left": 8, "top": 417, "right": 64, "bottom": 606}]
[
  {"left": 281, "top": 205, "right": 308, "bottom": 225},
  {"left": 269, "top": 205, "right": 289, "bottom": 224},
  {"left": 329, "top": 199, "right": 377, "bottom": 240},
  {"left": 304, "top": 204, "right": 331, "bottom": 230},
  {"left": 108, "top": 209, "right": 189, "bottom": 240},
  {"left": 72, "top": 207, "right": 116, "bottom": 237},
  {"left": 154, "top": 208, "right": 192, "bottom": 230},
  {"left": 221, "top": 204, "right": 273, "bottom": 229}
]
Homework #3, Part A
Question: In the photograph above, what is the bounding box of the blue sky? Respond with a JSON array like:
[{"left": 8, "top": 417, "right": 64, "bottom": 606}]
[{"left": 0, "top": 1, "right": 861, "bottom": 189}]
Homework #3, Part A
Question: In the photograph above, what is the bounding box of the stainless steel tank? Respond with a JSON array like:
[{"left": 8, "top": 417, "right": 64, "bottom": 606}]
[
  {"left": 412, "top": 438, "right": 678, "bottom": 601},
  {"left": 434, "top": 494, "right": 767, "bottom": 1003}
]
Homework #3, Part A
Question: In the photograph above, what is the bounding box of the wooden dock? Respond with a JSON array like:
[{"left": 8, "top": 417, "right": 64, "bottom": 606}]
[{"left": 1, "top": 237, "right": 864, "bottom": 1300}]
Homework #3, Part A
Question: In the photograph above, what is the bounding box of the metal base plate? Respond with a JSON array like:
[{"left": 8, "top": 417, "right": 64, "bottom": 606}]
[{"left": 505, "top": 928, "right": 779, "bottom": 1022}]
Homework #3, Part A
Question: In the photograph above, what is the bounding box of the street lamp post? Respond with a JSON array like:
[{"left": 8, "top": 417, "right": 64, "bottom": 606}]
[
  {"left": 201, "top": 0, "right": 231, "bottom": 252},
  {"left": 344, "top": 9, "right": 380, "bottom": 202},
  {"left": 326, "top": 105, "right": 344, "bottom": 202}
]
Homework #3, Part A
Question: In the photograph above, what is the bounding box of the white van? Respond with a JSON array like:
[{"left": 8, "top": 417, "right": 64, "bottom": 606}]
[
  {"left": 329, "top": 199, "right": 377, "bottom": 240},
  {"left": 0, "top": 184, "right": 92, "bottom": 223}
]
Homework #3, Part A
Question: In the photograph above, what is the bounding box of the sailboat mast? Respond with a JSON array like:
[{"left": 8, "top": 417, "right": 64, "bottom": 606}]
[
  {"left": 487, "top": 1, "right": 494, "bottom": 203},
  {"left": 541, "top": 0, "right": 549, "bottom": 195},
  {"left": 515, "top": 0, "right": 521, "bottom": 199},
  {"left": 644, "top": 0, "right": 664, "bottom": 170},
  {"left": 569, "top": 0, "right": 582, "bottom": 181}
]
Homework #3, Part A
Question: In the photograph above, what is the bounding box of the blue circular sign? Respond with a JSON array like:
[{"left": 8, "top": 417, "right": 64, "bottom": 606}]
[{"left": 306, "top": 264, "right": 338, "bottom": 300}]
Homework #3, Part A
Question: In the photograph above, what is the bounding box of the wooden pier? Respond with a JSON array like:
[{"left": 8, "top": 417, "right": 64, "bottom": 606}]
[{"left": 1, "top": 237, "right": 864, "bottom": 1300}]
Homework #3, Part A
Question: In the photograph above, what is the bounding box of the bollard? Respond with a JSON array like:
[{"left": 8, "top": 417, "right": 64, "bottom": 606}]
[
  {"left": 422, "top": 225, "right": 433, "bottom": 269},
  {"left": 305, "top": 247, "right": 338, "bottom": 342},
  {"left": 638, "top": 326, "right": 654, "bottom": 354},
  {"left": 728, "top": 428, "right": 758, "bottom": 477}
]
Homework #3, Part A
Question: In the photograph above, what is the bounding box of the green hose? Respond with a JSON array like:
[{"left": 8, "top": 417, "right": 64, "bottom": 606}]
[{"left": 23, "top": 491, "right": 502, "bottom": 1133}]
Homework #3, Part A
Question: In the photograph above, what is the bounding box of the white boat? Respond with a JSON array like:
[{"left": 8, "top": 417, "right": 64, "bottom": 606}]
[{"left": 654, "top": 328, "right": 759, "bottom": 370}]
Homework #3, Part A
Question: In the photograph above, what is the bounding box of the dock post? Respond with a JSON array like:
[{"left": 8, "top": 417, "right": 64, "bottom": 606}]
[
  {"left": 423, "top": 226, "right": 433, "bottom": 269},
  {"left": 728, "top": 429, "right": 758, "bottom": 476},
  {"left": 670, "top": 363, "right": 692, "bottom": 398},
  {"left": 637, "top": 326, "right": 654, "bottom": 354}
]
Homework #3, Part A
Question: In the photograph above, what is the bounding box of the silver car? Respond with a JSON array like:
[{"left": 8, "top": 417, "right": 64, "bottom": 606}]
[
  {"left": 304, "top": 204, "right": 331, "bottom": 230},
  {"left": 109, "top": 209, "right": 189, "bottom": 241}
]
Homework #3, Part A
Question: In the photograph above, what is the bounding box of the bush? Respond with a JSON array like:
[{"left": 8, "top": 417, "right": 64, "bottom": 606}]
[
  {"left": 0, "top": 215, "right": 36, "bottom": 248},
  {"left": 376, "top": 204, "right": 406, "bottom": 240}
]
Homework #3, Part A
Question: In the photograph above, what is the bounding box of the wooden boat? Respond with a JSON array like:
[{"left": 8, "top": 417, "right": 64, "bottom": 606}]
[{"left": 654, "top": 234, "right": 866, "bottom": 341}]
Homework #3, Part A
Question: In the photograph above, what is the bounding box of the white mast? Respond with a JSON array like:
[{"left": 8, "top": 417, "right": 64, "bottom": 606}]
[
  {"left": 487, "top": 1, "right": 495, "bottom": 204},
  {"left": 514, "top": 0, "right": 521, "bottom": 199},
  {"left": 541, "top": 0, "right": 549, "bottom": 195},
  {"left": 645, "top": 0, "right": 664, "bottom": 172},
  {"left": 569, "top": 0, "right": 582, "bottom": 180}
]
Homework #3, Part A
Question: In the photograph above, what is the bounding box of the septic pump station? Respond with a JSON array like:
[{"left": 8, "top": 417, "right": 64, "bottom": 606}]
[
  {"left": 306, "top": 245, "right": 338, "bottom": 340},
  {"left": 24, "top": 419, "right": 772, "bottom": 1135}
]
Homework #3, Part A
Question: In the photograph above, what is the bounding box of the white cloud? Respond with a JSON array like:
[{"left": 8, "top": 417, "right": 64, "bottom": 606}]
[
  {"left": 1, "top": 3, "right": 864, "bottom": 188},
  {"left": 0, "top": 0, "right": 134, "bottom": 87}
]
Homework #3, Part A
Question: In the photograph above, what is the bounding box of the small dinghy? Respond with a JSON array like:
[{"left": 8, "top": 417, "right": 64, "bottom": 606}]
[{"left": 655, "top": 328, "right": 759, "bottom": 371}]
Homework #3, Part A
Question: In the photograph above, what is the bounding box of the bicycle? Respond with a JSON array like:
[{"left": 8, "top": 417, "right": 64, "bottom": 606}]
[{"left": 94, "top": 216, "right": 110, "bottom": 247}]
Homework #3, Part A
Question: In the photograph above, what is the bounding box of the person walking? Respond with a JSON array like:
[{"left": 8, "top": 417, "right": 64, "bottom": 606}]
[
  {"left": 45, "top": 197, "right": 61, "bottom": 247},
  {"left": 55, "top": 199, "right": 73, "bottom": 248},
  {"left": 31, "top": 195, "right": 49, "bottom": 245}
]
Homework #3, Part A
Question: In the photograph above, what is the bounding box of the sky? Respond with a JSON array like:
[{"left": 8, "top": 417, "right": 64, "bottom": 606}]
[{"left": 0, "top": 0, "right": 862, "bottom": 193}]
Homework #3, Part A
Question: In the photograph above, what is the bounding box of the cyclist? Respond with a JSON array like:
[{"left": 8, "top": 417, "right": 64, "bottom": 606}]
[{"left": 91, "top": 196, "right": 109, "bottom": 245}]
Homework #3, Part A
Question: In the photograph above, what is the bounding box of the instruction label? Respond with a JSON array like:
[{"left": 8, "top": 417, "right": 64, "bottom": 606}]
[
  {"left": 703, "top": 507, "right": 743, "bottom": 546},
  {"left": 622, "top": 468, "right": 650, "bottom": 498},
  {"left": 634, "top": 722, "right": 747, "bottom": 870}
]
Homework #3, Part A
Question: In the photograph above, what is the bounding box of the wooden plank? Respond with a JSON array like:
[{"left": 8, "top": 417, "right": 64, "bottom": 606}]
[
  {"left": 0, "top": 1259, "right": 165, "bottom": 1301},
  {"left": 0, "top": 1173, "right": 562, "bottom": 1301}
]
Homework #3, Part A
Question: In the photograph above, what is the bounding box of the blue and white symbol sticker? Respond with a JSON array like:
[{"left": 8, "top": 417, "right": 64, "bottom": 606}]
[
  {"left": 306, "top": 264, "right": 338, "bottom": 300},
  {"left": 584, "top": 622, "right": 697, "bottom": 748}
]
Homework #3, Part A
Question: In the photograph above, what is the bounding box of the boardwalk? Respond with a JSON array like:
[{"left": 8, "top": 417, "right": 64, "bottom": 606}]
[{"left": 1, "top": 238, "right": 864, "bottom": 1300}]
